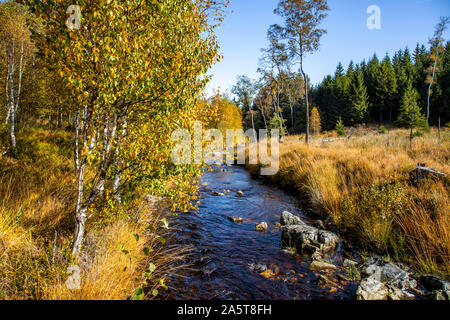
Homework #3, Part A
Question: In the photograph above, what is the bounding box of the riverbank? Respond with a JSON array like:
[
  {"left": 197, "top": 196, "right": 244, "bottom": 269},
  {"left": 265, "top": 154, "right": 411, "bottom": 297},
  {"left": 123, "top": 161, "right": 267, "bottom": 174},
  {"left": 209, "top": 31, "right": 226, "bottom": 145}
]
[
  {"left": 0, "top": 126, "right": 182, "bottom": 299},
  {"left": 247, "top": 126, "right": 449, "bottom": 279}
]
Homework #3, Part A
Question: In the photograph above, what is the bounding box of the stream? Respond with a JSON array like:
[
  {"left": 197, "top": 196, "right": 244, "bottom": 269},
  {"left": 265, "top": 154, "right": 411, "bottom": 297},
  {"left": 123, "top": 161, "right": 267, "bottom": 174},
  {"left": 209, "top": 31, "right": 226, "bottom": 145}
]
[{"left": 165, "top": 166, "right": 358, "bottom": 300}]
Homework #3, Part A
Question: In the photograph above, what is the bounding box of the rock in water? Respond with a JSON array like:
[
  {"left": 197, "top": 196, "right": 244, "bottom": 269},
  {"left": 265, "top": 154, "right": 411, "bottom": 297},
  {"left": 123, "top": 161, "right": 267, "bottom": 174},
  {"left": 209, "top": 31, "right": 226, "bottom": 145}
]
[
  {"left": 228, "top": 216, "right": 243, "bottom": 223},
  {"left": 310, "top": 261, "right": 337, "bottom": 272},
  {"left": 280, "top": 211, "right": 304, "bottom": 226},
  {"left": 255, "top": 222, "right": 268, "bottom": 232},
  {"left": 248, "top": 263, "right": 268, "bottom": 273},
  {"left": 281, "top": 224, "right": 339, "bottom": 257},
  {"left": 212, "top": 191, "right": 225, "bottom": 196},
  {"left": 343, "top": 259, "right": 358, "bottom": 268},
  {"left": 237, "top": 190, "right": 244, "bottom": 196},
  {"left": 356, "top": 278, "right": 389, "bottom": 300}
]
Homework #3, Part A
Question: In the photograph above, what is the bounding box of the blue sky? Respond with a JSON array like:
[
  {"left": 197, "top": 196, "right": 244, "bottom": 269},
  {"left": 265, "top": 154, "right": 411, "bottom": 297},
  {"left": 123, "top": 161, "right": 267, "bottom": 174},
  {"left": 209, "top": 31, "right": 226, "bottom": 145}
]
[{"left": 205, "top": 0, "right": 450, "bottom": 96}]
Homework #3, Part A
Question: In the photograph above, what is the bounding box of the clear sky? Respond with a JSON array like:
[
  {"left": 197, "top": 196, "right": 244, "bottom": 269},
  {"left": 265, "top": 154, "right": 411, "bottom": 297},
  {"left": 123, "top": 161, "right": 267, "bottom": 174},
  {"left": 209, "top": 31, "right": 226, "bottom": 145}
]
[{"left": 205, "top": 0, "right": 450, "bottom": 96}]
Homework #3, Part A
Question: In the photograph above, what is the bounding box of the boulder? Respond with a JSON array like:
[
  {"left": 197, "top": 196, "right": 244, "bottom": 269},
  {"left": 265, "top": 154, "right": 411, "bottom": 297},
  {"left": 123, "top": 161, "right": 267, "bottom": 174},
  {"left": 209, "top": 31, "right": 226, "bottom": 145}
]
[
  {"left": 237, "top": 190, "right": 244, "bottom": 196},
  {"left": 212, "top": 191, "right": 225, "bottom": 196},
  {"left": 356, "top": 278, "right": 389, "bottom": 300},
  {"left": 280, "top": 211, "right": 304, "bottom": 226},
  {"left": 281, "top": 224, "right": 339, "bottom": 257},
  {"left": 360, "top": 256, "right": 417, "bottom": 290}
]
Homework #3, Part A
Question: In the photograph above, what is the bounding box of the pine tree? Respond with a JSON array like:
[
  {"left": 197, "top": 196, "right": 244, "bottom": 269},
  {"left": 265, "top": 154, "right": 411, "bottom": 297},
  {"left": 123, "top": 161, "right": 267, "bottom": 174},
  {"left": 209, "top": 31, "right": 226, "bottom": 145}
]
[
  {"left": 350, "top": 69, "right": 370, "bottom": 124},
  {"left": 366, "top": 55, "right": 382, "bottom": 122},
  {"left": 397, "top": 83, "right": 427, "bottom": 146},
  {"left": 378, "top": 55, "right": 398, "bottom": 122},
  {"left": 335, "top": 116, "right": 346, "bottom": 136}
]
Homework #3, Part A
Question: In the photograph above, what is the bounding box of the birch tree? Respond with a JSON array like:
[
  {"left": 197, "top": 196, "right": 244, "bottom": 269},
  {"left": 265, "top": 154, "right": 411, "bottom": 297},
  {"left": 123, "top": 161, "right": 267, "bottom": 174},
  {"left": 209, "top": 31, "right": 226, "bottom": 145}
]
[
  {"left": 26, "top": 0, "right": 225, "bottom": 255},
  {"left": 274, "top": 0, "right": 329, "bottom": 144}
]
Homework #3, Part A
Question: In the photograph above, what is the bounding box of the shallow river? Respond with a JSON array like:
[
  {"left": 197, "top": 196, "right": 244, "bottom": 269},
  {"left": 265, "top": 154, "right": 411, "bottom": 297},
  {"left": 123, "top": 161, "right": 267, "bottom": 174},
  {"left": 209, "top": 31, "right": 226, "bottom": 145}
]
[{"left": 165, "top": 166, "right": 358, "bottom": 300}]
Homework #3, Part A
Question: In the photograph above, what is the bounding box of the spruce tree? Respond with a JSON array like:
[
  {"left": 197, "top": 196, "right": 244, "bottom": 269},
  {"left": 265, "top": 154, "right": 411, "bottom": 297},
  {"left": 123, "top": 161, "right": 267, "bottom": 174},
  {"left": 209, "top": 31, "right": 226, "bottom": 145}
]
[
  {"left": 350, "top": 69, "right": 370, "bottom": 124},
  {"left": 397, "top": 83, "right": 427, "bottom": 146},
  {"left": 378, "top": 55, "right": 398, "bottom": 122}
]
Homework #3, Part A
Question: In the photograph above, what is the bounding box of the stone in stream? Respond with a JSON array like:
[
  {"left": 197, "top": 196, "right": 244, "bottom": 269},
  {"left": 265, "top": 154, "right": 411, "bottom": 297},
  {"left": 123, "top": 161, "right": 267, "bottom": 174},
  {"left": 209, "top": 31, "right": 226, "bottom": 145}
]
[
  {"left": 280, "top": 211, "right": 304, "bottom": 226},
  {"left": 236, "top": 190, "right": 244, "bottom": 196},
  {"left": 248, "top": 263, "right": 268, "bottom": 273},
  {"left": 310, "top": 261, "right": 337, "bottom": 272},
  {"left": 281, "top": 224, "right": 339, "bottom": 258},
  {"left": 255, "top": 222, "right": 268, "bottom": 232},
  {"left": 356, "top": 256, "right": 418, "bottom": 300},
  {"left": 343, "top": 259, "right": 358, "bottom": 268},
  {"left": 212, "top": 191, "right": 225, "bottom": 196},
  {"left": 228, "top": 216, "right": 243, "bottom": 223}
]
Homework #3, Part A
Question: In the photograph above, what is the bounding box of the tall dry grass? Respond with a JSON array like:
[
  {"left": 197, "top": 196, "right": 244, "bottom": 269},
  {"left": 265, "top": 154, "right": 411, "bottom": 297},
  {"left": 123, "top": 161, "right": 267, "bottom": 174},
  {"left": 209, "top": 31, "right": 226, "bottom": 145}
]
[
  {"left": 256, "top": 126, "right": 449, "bottom": 278},
  {"left": 0, "top": 127, "right": 186, "bottom": 299}
]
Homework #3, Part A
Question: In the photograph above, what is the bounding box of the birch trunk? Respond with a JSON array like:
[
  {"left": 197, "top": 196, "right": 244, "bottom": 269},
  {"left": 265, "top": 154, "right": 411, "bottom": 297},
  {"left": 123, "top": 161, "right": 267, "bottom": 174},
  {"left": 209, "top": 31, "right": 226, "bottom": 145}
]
[
  {"left": 74, "top": 110, "right": 80, "bottom": 174},
  {"left": 15, "top": 43, "right": 24, "bottom": 117},
  {"left": 299, "top": 34, "right": 309, "bottom": 144},
  {"left": 5, "top": 70, "right": 9, "bottom": 125},
  {"left": 8, "top": 44, "right": 16, "bottom": 149}
]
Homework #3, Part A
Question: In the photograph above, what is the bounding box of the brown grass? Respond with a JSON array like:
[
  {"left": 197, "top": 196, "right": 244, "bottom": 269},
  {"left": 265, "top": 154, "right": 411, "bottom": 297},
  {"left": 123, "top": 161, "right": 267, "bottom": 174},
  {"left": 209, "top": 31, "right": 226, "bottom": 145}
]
[
  {"left": 0, "top": 127, "right": 187, "bottom": 300},
  {"left": 252, "top": 126, "right": 449, "bottom": 278}
]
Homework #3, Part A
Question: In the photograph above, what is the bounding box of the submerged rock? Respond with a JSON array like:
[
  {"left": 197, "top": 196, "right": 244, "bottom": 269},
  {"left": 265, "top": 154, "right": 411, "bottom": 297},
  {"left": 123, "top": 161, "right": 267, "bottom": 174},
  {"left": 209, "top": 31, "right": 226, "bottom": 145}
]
[
  {"left": 248, "top": 263, "right": 268, "bottom": 273},
  {"left": 255, "top": 222, "right": 268, "bottom": 232},
  {"left": 280, "top": 211, "right": 304, "bottom": 226},
  {"left": 310, "top": 261, "right": 337, "bottom": 272},
  {"left": 212, "top": 191, "right": 225, "bottom": 196}
]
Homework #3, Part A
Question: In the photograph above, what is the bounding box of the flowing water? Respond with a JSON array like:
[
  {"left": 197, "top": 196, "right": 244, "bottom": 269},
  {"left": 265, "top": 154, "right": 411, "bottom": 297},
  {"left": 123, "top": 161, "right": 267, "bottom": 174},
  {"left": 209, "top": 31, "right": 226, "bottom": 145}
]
[{"left": 165, "top": 166, "right": 358, "bottom": 300}]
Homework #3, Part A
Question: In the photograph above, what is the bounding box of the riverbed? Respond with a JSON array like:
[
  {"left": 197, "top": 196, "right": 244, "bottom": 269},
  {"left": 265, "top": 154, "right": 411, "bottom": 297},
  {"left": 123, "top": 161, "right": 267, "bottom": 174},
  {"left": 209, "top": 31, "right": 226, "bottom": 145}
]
[{"left": 165, "top": 166, "right": 357, "bottom": 300}]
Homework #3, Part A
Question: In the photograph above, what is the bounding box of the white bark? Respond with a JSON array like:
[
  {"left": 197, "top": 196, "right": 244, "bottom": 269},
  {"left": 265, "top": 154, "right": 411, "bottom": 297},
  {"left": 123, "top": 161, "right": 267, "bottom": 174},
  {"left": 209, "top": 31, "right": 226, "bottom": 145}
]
[
  {"left": 8, "top": 43, "right": 16, "bottom": 149},
  {"left": 5, "top": 69, "right": 9, "bottom": 125},
  {"left": 15, "top": 42, "right": 24, "bottom": 116}
]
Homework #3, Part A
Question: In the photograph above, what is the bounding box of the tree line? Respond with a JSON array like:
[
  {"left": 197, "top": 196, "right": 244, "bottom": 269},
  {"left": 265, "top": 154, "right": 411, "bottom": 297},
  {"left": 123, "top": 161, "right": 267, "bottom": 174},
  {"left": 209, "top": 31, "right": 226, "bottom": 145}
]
[{"left": 231, "top": 0, "right": 449, "bottom": 141}]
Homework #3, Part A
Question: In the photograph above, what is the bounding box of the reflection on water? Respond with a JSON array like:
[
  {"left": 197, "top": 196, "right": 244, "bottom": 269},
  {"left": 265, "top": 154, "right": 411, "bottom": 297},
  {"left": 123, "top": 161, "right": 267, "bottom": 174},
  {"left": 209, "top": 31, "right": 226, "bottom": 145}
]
[{"left": 165, "top": 166, "right": 357, "bottom": 300}]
